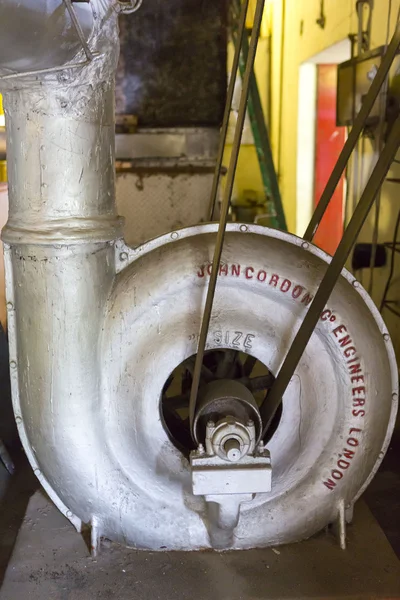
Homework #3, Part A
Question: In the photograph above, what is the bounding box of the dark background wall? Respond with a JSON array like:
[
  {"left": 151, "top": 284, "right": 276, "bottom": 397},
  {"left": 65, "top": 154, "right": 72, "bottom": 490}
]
[
  {"left": 116, "top": 0, "right": 227, "bottom": 127},
  {"left": 0, "top": 324, "right": 14, "bottom": 451}
]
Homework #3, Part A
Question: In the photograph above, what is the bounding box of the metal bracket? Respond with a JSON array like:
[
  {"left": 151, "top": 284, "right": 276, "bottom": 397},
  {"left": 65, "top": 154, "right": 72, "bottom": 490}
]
[
  {"left": 190, "top": 449, "right": 272, "bottom": 496},
  {"left": 316, "top": 0, "right": 326, "bottom": 29},
  {"left": 191, "top": 444, "right": 271, "bottom": 549},
  {"left": 355, "top": 0, "right": 373, "bottom": 52},
  {"left": 115, "top": 0, "right": 143, "bottom": 14},
  {"left": 332, "top": 499, "right": 347, "bottom": 550}
]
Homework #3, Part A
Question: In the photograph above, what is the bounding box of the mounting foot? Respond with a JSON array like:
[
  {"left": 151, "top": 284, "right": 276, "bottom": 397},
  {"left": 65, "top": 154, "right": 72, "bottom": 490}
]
[
  {"left": 333, "top": 499, "right": 347, "bottom": 550},
  {"left": 91, "top": 516, "right": 101, "bottom": 557}
]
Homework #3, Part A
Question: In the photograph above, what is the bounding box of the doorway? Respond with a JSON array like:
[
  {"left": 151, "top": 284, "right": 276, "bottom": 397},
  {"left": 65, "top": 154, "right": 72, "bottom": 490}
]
[
  {"left": 313, "top": 64, "right": 346, "bottom": 255},
  {"left": 296, "top": 40, "right": 351, "bottom": 255}
]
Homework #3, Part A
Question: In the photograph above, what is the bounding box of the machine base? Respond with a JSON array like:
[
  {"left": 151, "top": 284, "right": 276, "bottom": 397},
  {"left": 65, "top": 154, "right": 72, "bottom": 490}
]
[{"left": 1, "top": 491, "right": 399, "bottom": 600}]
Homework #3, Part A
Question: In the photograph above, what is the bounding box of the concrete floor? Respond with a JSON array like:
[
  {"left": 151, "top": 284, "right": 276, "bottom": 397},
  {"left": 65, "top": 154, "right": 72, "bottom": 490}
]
[
  {"left": 0, "top": 412, "right": 399, "bottom": 600},
  {"left": 0, "top": 423, "right": 399, "bottom": 600},
  {"left": 1, "top": 320, "right": 399, "bottom": 599},
  {"left": 0, "top": 454, "right": 37, "bottom": 587},
  {"left": 0, "top": 490, "right": 399, "bottom": 600}
]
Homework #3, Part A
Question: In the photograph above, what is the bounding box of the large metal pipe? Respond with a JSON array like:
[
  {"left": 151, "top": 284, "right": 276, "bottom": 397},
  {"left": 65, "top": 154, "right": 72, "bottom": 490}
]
[{"left": 0, "top": 0, "right": 121, "bottom": 529}]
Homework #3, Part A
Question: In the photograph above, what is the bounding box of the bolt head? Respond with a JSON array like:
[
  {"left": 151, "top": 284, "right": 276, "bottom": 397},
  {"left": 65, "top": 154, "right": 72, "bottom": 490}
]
[{"left": 197, "top": 444, "right": 205, "bottom": 456}]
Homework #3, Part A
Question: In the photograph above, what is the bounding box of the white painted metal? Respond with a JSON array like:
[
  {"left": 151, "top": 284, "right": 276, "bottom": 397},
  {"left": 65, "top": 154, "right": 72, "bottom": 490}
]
[
  {"left": 191, "top": 450, "right": 272, "bottom": 495},
  {"left": 0, "top": 0, "right": 397, "bottom": 552},
  {"left": 191, "top": 440, "right": 272, "bottom": 549},
  {"left": 101, "top": 223, "right": 397, "bottom": 549},
  {"left": 190, "top": 375, "right": 271, "bottom": 543}
]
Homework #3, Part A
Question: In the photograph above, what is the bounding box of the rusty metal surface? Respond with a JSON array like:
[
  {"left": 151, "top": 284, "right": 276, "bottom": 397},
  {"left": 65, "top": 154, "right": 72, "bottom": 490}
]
[
  {"left": 116, "top": 170, "right": 213, "bottom": 246},
  {"left": 115, "top": 128, "right": 219, "bottom": 160},
  {"left": 116, "top": 0, "right": 227, "bottom": 126},
  {"left": 115, "top": 127, "right": 219, "bottom": 247}
]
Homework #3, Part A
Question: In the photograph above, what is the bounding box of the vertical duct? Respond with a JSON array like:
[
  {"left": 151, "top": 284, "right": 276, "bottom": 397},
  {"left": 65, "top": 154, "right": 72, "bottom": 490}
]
[{"left": 0, "top": 0, "right": 122, "bottom": 527}]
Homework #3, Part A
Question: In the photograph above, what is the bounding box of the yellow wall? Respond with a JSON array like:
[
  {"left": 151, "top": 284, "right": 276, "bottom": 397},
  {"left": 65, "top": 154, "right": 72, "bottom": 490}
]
[
  {"left": 232, "top": 0, "right": 399, "bottom": 227},
  {"left": 230, "top": 0, "right": 400, "bottom": 356},
  {"left": 269, "top": 0, "right": 400, "bottom": 226},
  {"left": 224, "top": 9, "right": 276, "bottom": 219},
  {"left": 271, "top": 0, "right": 400, "bottom": 357}
]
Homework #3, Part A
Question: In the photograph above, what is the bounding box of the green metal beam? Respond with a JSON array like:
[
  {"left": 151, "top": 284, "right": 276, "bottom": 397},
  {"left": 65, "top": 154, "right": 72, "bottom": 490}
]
[{"left": 231, "top": 0, "right": 287, "bottom": 231}]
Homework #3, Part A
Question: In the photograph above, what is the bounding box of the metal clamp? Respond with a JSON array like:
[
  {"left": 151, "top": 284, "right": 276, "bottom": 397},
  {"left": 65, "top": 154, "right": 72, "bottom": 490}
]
[{"left": 115, "top": 0, "right": 143, "bottom": 14}]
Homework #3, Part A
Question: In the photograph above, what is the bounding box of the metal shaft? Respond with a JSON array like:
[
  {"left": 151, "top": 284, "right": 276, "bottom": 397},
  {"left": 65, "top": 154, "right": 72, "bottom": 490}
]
[
  {"left": 261, "top": 114, "right": 400, "bottom": 437},
  {"left": 64, "top": 0, "right": 93, "bottom": 61},
  {"left": 189, "top": 0, "right": 265, "bottom": 437},
  {"left": 208, "top": 0, "right": 250, "bottom": 221},
  {"left": 304, "top": 18, "right": 400, "bottom": 242}
]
